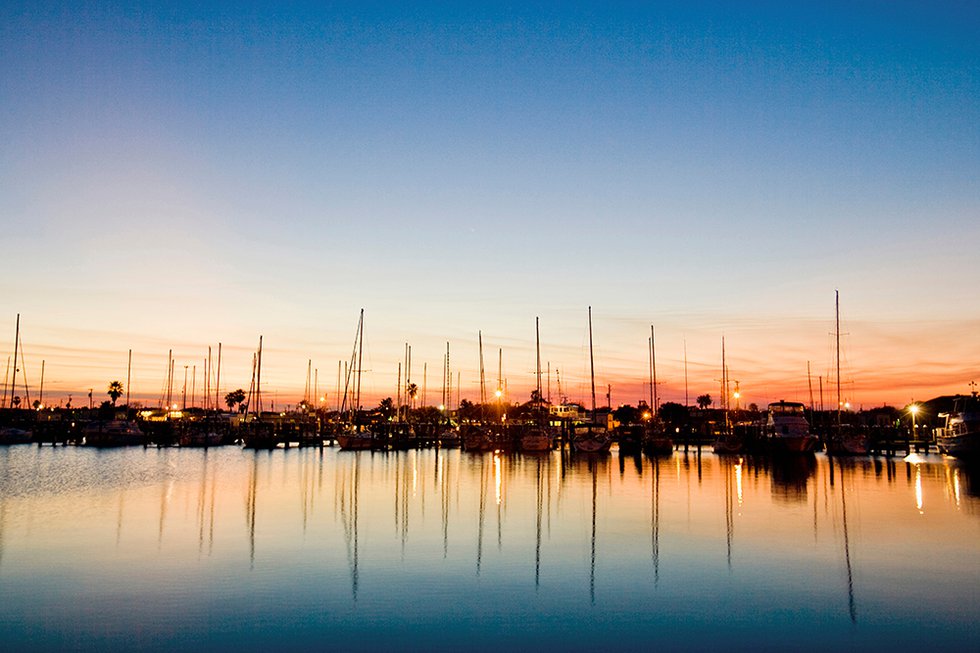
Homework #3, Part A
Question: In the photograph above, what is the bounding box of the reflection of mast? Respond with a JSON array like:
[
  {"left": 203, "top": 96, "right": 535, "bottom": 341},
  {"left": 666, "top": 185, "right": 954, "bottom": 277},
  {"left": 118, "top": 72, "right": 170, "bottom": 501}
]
[
  {"left": 476, "top": 455, "right": 487, "bottom": 575},
  {"left": 339, "top": 454, "right": 361, "bottom": 600},
  {"left": 441, "top": 449, "right": 451, "bottom": 557},
  {"left": 724, "top": 460, "right": 734, "bottom": 570},
  {"left": 651, "top": 456, "right": 661, "bottom": 584},
  {"left": 246, "top": 455, "right": 257, "bottom": 568},
  {"left": 116, "top": 489, "right": 125, "bottom": 548},
  {"left": 589, "top": 460, "right": 598, "bottom": 605},
  {"left": 839, "top": 460, "right": 857, "bottom": 623},
  {"left": 535, "top": 458, "right": 543, "bottom": 589},
  {"left": 495, "top": 453, "right": 502, "bottom": 550}
]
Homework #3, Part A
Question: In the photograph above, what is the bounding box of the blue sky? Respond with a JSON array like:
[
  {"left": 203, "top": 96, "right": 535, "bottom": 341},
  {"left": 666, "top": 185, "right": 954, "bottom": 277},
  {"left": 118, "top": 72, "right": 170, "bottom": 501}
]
[{"left": 1, "top": 1, "right": 978, "bottom": 407}]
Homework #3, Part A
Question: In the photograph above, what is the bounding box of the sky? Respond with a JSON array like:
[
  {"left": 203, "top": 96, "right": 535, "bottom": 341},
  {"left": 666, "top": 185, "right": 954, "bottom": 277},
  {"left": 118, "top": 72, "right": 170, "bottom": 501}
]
[{"left": 1, "top": 1, "right": 978, "bottom": 410}]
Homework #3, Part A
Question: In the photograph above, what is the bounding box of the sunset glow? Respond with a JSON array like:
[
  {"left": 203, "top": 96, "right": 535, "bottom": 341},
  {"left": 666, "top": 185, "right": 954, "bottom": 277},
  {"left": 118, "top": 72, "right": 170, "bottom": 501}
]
[{"left": 1, "top": 2, "right": 977, "bottom": 409}]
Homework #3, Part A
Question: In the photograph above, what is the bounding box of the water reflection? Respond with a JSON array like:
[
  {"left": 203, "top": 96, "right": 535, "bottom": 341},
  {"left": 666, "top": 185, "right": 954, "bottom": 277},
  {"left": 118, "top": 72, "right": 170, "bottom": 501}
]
[{"left": 0, "top": 447, "right": 977, "bottom": 651}]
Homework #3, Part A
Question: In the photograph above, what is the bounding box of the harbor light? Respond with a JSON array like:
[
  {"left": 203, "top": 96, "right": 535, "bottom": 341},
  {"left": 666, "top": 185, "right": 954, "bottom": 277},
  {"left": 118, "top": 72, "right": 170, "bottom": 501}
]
[
  {"left": 438, "top": 404, "right": 445, "bottom": 412},
  {"left": 495, "top": 389, "right": 502, "bottom": 398}
]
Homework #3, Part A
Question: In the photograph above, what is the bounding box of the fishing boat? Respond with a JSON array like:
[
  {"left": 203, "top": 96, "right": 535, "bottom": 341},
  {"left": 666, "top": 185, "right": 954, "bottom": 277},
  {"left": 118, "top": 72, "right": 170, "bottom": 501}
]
[
  {"left": 571, "top": 307, "right": 611, "bottom": 454},
  {"left": 83, "top": 419, "right": 145, "bottom": 447},
  {"left": 766, "top": 400, "right": 818, "bottom": 453},
  {"left": 936, "top": 393, "right": 980, "bottom": 460}
]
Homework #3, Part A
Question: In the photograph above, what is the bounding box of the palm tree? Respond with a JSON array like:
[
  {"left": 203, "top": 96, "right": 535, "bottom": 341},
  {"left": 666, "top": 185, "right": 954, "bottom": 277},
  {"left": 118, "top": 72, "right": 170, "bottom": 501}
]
[
  {"left": 406, "top": 383, "right": 419, "bottom": 408},
  {"left": 107, "top": 381, "right": 124, "bottom": 406},
  {"left": 225, "top": 388, "right": 246, "bottom": 412},
  {"left": 696, "top": 394, "right": 712, "bottom": 410}
]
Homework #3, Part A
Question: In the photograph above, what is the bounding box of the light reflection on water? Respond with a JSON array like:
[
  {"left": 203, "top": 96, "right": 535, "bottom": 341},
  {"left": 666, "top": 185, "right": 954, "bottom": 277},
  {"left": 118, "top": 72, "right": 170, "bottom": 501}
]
[{"left": 0, "top": 445, "right": 978, "bottom": 651}]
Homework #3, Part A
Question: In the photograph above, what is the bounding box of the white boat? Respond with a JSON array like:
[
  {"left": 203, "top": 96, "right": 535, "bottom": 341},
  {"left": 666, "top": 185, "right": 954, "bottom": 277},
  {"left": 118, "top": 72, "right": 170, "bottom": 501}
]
[
  {"left": 937, "top": 394, "right": 980, "bottom": 460},
  {"left": 766, "top": 401, "right": 818, "bottom": 453}
]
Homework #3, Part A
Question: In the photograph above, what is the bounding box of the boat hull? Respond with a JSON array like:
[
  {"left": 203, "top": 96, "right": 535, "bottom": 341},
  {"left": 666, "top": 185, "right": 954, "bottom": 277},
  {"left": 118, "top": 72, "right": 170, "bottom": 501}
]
[
  {"left": 937, "top": 432, "right": 980, "bottom": 459},
  {"left": 571, "top": 431, "right": 611, "bottom": 453},
  {"left": 336, "top": 433, "right": 375, "bottom": 450},
  {"left": 519, "top": 428, "right": 553, "bottom": 452}
]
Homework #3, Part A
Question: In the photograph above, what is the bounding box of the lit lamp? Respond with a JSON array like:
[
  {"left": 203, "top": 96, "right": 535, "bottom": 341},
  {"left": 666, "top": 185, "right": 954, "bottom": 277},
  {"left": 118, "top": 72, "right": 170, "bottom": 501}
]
[{"left": 910, "top": 403, "right": 919, "bottom": 438}]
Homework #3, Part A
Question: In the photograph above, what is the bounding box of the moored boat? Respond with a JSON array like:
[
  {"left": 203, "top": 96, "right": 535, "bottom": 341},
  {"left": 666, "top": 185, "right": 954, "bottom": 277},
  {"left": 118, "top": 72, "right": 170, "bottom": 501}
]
[
  {"left": 519, "top": 425, "right": 554, "bottom": 452},
  {"left": 571, "top": 424, "right": 611, "bottom": 453},
  {"left": 643, "top": 424, "right": 674, "bottom": 456},
  {"left": 336, "top": 426, "right": 376, "bottom": 450},
  {"left": 0, "top": 426, "right": 33, "bottom": 445},
  {"left": 83, "top": 420, "right": 145, "bottom": 447},
  {"left": 766, "top": 401, "right": 819, "bottom": 453},
  {"left": 462, "top": 424, "right": 495, "bottom": 451},
  {"left": 937, "top": 394, "right": 980, "bottom": 460},
  {"left": 825, "top": 424, "right": 869, "bottom": 456}
]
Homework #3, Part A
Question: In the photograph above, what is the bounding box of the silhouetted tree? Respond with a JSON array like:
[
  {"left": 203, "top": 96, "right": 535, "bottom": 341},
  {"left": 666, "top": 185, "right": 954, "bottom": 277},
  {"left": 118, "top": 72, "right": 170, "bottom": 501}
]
[
  {"left": 378, "top": 397, "right": 395, "bottom": 420},
  {"left": 697, "top": 394, "right": 712, "bottom": 409},
  {"left": 659, "top": 402, "right": 689, "bottom": 427},
  {"left": 107, "top": 381, "right": 123, "bottom": 406},
  {"left": 613, "top": 404, "right": 639, "bottom": 425},
  {"left": 225, "top": 388, "right": 246, "bottom": 412}
]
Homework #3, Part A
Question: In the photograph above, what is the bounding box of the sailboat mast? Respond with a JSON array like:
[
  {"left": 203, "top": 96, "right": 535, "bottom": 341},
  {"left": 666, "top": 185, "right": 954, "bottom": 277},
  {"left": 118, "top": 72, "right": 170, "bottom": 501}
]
[
  {"left": 836, "top": 290, "right": 842, "bottom": 428},
  {"left": 722, "top": 336, "right": 730, "bottom": 431},
  {"left": 256, "top": 335, "right": 263, "bottom": 416},
  {"left": 807, "top": 361, "right": 814, "bottom": 411},
  {"left": 651, "top": 325, "right": 659, "bottom": 415},
  {"left": 588, "top": 306, "right": 597, "bottom": 423},
  {"left": 39, "top": 359, "right": 45, "bottom": 408},
  {"left": 215, "top": 342, "right": 222, "bottom": 413},
  {"left": 126, "top": 349, "right": 132, "bottom": 408},
  {"left": 10, "top": 313, "right": 19, "bottom": 409},
  {"left": 535, "top": 317, "right": 542, "bottom": 419},
  {"left": 355, "top": 310, "right": 364, "bottom": 418},
  {"left": 648, "top": 336, "right": 654, "bottom": 412},
  {"left": 684, "top": 339, "right": 689, "bottom": 408},
  {"left": 478, "top": 331, "right": 486, "bottom": 420}
]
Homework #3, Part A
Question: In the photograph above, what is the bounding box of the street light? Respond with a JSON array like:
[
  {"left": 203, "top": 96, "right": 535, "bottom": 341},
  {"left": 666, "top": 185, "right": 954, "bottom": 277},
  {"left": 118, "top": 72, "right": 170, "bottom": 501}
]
[{"left": 910, "top": 403, "right": 919, "bottom": 438}]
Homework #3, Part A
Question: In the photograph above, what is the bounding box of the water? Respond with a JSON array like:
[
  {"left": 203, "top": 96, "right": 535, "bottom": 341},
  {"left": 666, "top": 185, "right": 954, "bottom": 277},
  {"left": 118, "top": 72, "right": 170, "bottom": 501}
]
[{"left": 0, "top": 445, "right": 977, "bottom": 651}]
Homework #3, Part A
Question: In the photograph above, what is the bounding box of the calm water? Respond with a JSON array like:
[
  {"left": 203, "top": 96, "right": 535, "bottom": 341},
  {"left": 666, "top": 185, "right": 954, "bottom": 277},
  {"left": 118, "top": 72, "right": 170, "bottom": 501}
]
[{"left": 0, "top": 445, "right": 977, "bottom": 651}]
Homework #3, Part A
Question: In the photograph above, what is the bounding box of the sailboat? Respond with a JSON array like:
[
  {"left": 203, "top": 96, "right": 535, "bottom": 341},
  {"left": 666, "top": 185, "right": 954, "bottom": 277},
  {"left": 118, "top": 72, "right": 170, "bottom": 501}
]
[
  {"left": 462, "top": 331, "right": 496, "bottom": 452},
  {"left": 713, "top": 337, "right": 744, "bottom": 454},
  {"left": 825, "top": 291, "right": 868, "bottom": 455},
  {"left": 642, "top": 325, "right": 674, "bottom": 456},
  {"left": 241, "top": 336, "right": 279, "bottom": 449},
  {"left": 519, "top": 318, "right": 555, "bottom": 452},
  {"left": 336, "top": 310, "right": 376, "bottom": 451},
  {"left": 571, "top": 307, "right": 611, "bottom": 454}
]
